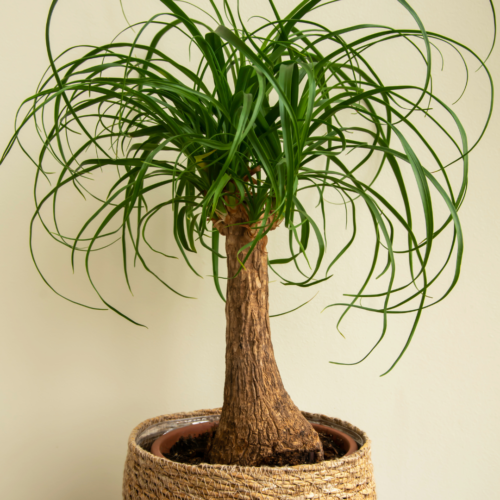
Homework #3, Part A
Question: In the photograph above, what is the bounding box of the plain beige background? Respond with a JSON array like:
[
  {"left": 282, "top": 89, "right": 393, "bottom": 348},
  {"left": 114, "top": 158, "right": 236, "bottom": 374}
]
[{"left": 0, "top": 1, "right": 499, "bottom": 499}]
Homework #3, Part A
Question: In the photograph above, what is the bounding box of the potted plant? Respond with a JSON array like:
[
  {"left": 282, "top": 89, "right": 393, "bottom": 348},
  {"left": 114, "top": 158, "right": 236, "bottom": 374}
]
[{"left": 1, "top": 0, "right": 494, "bottom": 498}]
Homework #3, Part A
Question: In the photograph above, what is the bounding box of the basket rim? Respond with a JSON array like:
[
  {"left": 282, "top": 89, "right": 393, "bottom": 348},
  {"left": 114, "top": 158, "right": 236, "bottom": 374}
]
[{"left": 127, "top": 408, "right": 372, "bottom": 474}]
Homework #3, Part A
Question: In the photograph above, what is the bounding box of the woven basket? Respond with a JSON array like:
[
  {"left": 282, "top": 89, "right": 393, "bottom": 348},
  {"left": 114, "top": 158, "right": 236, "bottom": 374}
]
[{"left": 123, "top": 408, "right": 376, "bottom": 499}]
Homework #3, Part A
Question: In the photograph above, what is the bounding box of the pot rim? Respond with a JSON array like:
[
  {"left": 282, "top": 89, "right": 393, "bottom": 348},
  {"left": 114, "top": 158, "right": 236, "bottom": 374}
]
[{"left": 150, "top": 420, "right": 358, "bottom": 462}]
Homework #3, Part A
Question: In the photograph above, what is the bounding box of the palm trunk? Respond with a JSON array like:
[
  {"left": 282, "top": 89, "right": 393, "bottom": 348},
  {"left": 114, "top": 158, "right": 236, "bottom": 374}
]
[{"left": 208, "top": 214, "right": 323, "bottom": 466}]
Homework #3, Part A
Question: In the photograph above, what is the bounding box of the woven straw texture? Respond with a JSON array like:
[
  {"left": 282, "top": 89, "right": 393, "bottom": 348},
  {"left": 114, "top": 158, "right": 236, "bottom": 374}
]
[{"left": 123, "top": 408, "right": 376, "bottom": 500}]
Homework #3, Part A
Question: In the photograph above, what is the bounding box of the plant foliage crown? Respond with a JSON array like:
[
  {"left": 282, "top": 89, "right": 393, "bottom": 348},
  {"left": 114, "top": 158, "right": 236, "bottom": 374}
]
[{"left": 1, "top": 0, "right": 495, "bottom": 374}]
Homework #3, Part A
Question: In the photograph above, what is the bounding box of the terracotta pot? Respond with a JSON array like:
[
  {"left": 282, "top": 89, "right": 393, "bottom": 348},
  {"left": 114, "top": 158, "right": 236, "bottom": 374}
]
[
  {"left": 150, "top": 420, "right": 358, "bottom": 460},
  {"left": 312, "top": 423, "right": 358, "bottom": 457},
  {"left": 151, "top": 421, "right": 217, "bottom": 457}
]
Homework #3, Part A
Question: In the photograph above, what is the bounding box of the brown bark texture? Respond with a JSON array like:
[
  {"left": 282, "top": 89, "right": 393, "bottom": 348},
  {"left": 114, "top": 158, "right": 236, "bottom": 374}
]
[{"left": 207, "top": 209, "right": 324, "bottom": 466}]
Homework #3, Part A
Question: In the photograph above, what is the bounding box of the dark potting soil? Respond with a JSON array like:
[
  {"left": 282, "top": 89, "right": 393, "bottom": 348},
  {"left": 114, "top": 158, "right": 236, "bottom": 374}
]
[{"left": 163, "top": 430, "right": 346, "bottom": 466}]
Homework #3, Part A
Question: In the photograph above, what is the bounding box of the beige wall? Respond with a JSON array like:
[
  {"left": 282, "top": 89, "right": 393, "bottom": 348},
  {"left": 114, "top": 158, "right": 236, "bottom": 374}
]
[{"left": 0, "top": 1, "right": 498, "bottom": 499}]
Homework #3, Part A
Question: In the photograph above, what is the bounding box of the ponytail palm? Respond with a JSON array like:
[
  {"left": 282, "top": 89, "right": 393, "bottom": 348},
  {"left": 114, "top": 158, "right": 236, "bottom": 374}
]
[{"left": 1, "top": 0, "right": 494, "bottom": 465}]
